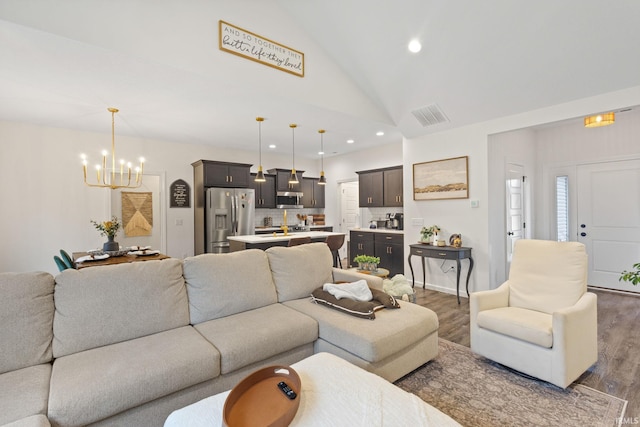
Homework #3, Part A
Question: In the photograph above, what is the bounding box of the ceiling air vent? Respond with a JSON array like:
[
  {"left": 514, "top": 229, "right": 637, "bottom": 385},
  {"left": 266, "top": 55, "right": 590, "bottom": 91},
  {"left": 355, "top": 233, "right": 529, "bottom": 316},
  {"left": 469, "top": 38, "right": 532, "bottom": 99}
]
[{"left": 411, "top": 104, "right": 449, "bottom": 127}]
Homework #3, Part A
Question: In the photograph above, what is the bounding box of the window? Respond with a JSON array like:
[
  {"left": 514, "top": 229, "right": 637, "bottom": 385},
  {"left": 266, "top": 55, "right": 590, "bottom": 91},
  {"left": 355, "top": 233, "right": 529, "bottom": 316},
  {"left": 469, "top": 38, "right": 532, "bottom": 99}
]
[{"left": 556, "top": 176, "right": 569, "bottom": 242}]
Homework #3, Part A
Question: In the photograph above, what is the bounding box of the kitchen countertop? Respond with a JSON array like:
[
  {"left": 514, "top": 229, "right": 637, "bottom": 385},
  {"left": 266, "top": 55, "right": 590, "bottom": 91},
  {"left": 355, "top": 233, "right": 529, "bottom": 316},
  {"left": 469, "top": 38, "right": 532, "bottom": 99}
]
[
  {"left": 229, "top": 231, "right": 344, "bottom": 244},
  {"left": 350, "top": 227, "right": 404, "bottom": 235},
  {"left": 255, "top": 225, "right": 332, "bottom": 232}
]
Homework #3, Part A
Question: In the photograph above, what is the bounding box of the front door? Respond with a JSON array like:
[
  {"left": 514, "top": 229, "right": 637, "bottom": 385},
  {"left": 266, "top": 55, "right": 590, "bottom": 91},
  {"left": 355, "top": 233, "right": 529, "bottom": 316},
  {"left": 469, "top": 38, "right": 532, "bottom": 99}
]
[{"left": 577, "top": 159, "right": 640, "bottom": 292}]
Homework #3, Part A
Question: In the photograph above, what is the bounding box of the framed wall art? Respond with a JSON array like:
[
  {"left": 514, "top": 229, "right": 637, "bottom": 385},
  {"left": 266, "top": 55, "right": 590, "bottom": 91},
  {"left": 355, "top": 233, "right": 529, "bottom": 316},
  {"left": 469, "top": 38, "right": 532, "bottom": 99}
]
[{"left": 413, "top": 156, "right": 469, "bottom": 200}]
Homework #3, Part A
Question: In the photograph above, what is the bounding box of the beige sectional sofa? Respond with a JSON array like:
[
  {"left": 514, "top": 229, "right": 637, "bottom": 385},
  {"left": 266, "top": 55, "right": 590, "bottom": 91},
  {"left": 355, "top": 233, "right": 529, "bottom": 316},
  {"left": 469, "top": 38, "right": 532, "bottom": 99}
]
[{"left": 0, "top": 243, "right": 439, "bottom": 427}]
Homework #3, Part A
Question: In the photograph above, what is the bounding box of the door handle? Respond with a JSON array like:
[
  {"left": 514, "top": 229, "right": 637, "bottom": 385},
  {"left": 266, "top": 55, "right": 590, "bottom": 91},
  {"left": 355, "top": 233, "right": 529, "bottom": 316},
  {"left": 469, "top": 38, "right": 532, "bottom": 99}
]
[
  {"left": 580, "top": 224, "right": 586, "bottom": 228},
  {"left": 580, "top": 232, "right": 587, "bottom": 237},
  {"left": 507, "top": 231, "right": 514, "bottom": 236}
]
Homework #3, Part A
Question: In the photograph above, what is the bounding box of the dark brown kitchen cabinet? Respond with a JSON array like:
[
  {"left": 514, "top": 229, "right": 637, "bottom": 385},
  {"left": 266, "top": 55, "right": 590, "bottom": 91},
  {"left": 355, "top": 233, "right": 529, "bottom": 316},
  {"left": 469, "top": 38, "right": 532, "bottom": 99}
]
[
  {"left": 383, "top": 167, "right": 403, "bottom": 207},
  {"left": 249, "top": 173, "right": 276, "bottom": 208},
  {"left": 349, "top": 230, "right": 404, "bottom": 276},
  {"left": 357, "top": 170, "right": 384, "bottom": 207},
  {"left": 268, "top": 168, "right": 304, "bottom": 192},
  {"left": 374, "top": 232, "right": 404, "bottom": 277},
  {"left": 302, "top": 177, "right": 325, "bottom": 208},
  {"left": 350, "top": 231, "right": 375, "bottom": 265},
  {"left": 357, "top": 166, "right": 403, "bottom": 208},
  {"left": 194, "top": 160, "right": 252, "bottom": 188}
]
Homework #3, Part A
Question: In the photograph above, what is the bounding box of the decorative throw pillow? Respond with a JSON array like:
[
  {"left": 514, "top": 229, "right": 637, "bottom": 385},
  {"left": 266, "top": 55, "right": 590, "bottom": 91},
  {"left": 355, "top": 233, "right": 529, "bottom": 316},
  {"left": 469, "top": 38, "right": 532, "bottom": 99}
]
[{"left": 310, "top": 286, "right": 400, "bottom": 319}]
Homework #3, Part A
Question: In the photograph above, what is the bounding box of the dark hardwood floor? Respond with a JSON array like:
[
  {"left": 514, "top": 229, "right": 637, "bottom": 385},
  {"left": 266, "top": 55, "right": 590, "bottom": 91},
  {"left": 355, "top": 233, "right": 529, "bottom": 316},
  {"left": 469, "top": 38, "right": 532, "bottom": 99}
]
[{"left": 413, "top": 287, "right": 640, "bottom": 418}]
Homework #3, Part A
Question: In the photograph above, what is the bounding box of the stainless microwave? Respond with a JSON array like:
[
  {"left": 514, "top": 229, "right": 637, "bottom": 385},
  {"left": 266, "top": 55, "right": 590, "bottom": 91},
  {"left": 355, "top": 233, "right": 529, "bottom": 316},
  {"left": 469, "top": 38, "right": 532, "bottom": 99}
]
[{"left": 276, "top": 191, "right": 303, "bottom": 209}]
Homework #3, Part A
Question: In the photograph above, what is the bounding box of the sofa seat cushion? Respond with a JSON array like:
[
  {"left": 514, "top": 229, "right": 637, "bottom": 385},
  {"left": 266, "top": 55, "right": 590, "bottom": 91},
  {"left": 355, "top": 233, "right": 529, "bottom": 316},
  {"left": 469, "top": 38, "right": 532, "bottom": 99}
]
[
  {"left": 0, "top": 364, "right": 51, "bottom": 426},
  {"left": 184, "top": 250, "right": 278, "bottom": 324},
  {"left": 477, "top": 307, "right": 553, "bottom": 348},
  {"left": 0, "top": 272, "right": 54, "bottom": 374},
  {"left": 194, "top": 304, "right": 318, "bottom": 375},
  {"left": 48, "top": 326, "right": 219, "bottom": 427},
  {"left": 53, "top": 259, "right": 189, "bottom": 358},
  {"left": 284, "top": 299, "right": 438, "bottom": 363},
  {"left": 1, "top": 415, "right": 50, "bottom": 427}
]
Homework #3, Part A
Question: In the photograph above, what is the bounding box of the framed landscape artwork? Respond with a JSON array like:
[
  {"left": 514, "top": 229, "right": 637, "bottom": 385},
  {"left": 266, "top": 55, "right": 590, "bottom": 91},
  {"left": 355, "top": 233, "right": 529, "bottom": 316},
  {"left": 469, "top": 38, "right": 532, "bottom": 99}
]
[{"left": 413, "top": 156, "right": 469, "bottom": 200}]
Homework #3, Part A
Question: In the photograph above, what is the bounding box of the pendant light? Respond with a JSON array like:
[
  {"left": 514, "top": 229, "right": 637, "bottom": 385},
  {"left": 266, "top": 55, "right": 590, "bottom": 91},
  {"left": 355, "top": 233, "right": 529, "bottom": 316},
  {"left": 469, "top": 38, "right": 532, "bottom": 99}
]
[
  {"left": 318, "top": 129, "right": 326, "bottom": 185},
  {"left": 81, "top": 107, "right": 145, "bottom": 189},
  {"left": 255, "top": 117, "right": 266, "bottom": 182},
  {"left": 288, "top": 124, "right": 299, "bottom": 184}
]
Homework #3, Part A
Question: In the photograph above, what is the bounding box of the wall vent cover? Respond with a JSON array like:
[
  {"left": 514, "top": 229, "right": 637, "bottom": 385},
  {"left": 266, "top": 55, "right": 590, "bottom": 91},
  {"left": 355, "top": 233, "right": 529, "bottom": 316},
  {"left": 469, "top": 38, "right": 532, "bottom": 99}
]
[{"left": 411, "top": 104, "right": 449, "bottom": 127}]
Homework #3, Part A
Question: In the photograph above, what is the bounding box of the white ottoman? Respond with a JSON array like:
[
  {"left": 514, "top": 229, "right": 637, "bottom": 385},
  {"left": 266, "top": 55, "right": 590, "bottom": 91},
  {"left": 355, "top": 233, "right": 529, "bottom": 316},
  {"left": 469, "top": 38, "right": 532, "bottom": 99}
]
[{"left": 165, "top": 352, "right": 459, "bottom": 427}]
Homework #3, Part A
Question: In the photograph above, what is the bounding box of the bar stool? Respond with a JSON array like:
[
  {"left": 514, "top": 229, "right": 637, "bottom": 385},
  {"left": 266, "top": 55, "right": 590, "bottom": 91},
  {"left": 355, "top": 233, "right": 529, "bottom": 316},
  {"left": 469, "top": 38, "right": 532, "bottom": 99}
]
[
  {"left": 288, "top": 236, "right": 312, "bottom": 247},
  {"left": 324, "top": 234, "right": 345, "bottom": 268}
]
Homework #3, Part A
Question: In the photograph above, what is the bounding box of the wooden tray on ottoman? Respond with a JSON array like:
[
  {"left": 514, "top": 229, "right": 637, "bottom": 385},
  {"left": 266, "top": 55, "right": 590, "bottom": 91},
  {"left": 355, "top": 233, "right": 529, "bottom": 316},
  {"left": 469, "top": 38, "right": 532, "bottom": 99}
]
[{"left": 223, "top": 365, "right": 301, "bottom": 427}]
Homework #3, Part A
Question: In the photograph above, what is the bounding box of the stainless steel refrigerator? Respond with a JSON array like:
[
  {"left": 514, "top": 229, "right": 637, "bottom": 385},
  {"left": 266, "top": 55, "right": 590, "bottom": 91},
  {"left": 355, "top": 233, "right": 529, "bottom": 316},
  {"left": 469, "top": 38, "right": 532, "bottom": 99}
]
[{"left": 205, "top": 187, "right": 255, "bottom": 253}]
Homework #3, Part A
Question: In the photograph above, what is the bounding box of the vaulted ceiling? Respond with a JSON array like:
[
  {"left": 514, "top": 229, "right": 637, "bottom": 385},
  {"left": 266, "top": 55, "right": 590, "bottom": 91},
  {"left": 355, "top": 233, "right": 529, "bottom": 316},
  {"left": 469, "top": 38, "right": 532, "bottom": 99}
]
[{"left": 1, "top": 1, "right": 639, "bottom": 158}]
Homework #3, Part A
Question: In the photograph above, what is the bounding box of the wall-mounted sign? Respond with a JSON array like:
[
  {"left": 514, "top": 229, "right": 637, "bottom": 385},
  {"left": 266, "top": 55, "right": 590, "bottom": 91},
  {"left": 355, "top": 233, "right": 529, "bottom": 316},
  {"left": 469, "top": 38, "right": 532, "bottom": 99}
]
[
  {"left": 218, "top": 20, "right": 304, "bottom": 77},
  {"left": 170, "top": 179, "right": 191, "bottom": 208}
]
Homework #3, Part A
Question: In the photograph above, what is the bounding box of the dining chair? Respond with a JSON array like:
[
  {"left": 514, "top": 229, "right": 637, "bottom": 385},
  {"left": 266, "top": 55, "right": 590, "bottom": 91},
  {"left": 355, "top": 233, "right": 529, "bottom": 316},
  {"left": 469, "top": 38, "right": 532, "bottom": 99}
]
[
  {"left": 324, "top": 234, "right": 345, "bottom": 268},
  {"left": 287, "top": 236, "right": 312, "bottom": 247}
]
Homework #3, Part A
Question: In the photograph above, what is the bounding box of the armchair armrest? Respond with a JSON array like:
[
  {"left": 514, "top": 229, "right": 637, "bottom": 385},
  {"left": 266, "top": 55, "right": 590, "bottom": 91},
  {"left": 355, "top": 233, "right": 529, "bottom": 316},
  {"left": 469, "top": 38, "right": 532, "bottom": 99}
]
[
  {"left": 332, "top": 268, "right": 384, "bottom": 290},
  {"left": 470, "top": 282, "right": 510, "bottom": 318}
]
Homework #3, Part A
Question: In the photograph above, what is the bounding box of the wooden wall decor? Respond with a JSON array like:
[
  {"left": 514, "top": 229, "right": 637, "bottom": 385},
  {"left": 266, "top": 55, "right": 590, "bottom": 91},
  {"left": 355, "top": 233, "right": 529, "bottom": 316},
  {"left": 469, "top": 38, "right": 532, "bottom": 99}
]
[{"left": 122, "top": 192, "right": 153, "bottom": 237}]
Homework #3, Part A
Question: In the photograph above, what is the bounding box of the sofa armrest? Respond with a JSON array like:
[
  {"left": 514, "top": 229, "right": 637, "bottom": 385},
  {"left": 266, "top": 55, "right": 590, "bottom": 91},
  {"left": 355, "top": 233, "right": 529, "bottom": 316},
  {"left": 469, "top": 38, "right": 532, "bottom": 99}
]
[{"left": 332, "top": 268, "right": 384, "bottom": 290}]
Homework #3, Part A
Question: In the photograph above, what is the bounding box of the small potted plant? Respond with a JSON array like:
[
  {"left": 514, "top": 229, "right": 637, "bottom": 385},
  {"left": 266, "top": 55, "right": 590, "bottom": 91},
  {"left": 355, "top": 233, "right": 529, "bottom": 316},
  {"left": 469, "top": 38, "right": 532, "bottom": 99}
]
[
  {"left": 353, "top": 255, "right": 381, "bottom": 271},
  {"left": 420, "top": 225, "right": 440, "bottom": 244},
  {"left": 620, "top": 263, "right": 640, "bottom": 285},
  {"left": 91, "top": 216, "right": 122, "bottom": 251}
]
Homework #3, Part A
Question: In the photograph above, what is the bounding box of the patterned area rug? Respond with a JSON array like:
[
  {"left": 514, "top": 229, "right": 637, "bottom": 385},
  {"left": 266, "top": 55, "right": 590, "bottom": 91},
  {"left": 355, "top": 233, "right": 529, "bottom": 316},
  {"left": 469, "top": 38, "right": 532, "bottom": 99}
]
[{"left": 395, "top": 339, "right": 627, "bottom": 427}]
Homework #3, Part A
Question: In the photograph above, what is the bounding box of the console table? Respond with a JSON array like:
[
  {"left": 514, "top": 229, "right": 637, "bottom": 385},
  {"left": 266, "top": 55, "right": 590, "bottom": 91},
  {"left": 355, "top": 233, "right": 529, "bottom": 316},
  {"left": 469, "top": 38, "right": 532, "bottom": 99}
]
[{"left": 407, "top": 244, "right": 474, "bottom": 304}]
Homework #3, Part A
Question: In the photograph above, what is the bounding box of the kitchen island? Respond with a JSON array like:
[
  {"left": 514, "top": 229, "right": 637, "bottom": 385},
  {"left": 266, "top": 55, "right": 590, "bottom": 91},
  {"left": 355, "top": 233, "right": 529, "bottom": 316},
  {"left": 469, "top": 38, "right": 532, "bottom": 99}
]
[{"left": 228, "top": 231, "right": 345, "bottom": 252}]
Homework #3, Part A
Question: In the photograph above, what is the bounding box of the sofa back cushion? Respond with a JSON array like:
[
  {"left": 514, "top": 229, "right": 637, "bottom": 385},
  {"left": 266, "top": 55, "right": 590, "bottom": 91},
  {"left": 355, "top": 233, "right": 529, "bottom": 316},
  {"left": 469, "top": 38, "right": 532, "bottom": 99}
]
[
  {"left": 0, "top": 272, "right": 55, "bottom": 374},
  {"left": 184, "top": 250, "right": 278, "bottom": 324},
  {"left": 53, "top": 259, "right": 188, "bottom": 357},
  {"left": 508, "top": 239, "right": 587, "bottom": 314},
  {"left": 266, "top": 242, "right": 334, "bottom": 302}
]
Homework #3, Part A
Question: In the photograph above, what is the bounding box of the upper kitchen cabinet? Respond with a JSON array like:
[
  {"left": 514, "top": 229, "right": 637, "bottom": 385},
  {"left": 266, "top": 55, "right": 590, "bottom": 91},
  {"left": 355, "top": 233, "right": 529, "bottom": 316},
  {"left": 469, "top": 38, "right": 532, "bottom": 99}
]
[
  {"left": 383, "top": 167, "right": 403, "bottom": 207},
  {"left": 249, "top": 173, "right": 276, "bottom": 208},
  {"left": 357, "top": 170, "right": 384, "bottom": 207},
  {"left": 302, "top": 177, "right": 325, "bottom": 208},
  {"left": 357, "top": 166, "right": 403, "bottom": 208},
  {"left": 193, "top": 160, "right": 252, "bottom": 188},
  {"left": 268, "top": 168, "right": 305, "bottom": 192}
]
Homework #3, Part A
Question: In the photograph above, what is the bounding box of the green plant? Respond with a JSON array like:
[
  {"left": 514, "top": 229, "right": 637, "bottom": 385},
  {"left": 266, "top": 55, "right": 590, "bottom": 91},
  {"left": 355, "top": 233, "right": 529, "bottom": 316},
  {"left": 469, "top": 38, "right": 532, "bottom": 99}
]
[
  {"left": 619, "top": 263, "right": 640, "bottom": 285},
  {"left": 420, "top": 225, "right": 440, "bottom": 240},
  {"left": 353, "top": 255, "right": 380, "bottom": 265},
  {"left": 90, "top": 216, "right": 121, "bottom": 238}
]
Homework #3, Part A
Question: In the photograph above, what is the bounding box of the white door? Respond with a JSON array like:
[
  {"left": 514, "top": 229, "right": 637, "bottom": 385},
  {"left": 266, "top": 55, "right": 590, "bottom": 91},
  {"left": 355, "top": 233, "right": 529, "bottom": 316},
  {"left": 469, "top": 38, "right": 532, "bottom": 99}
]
[
  {"left": 340, "top": 181, "right": 359, "bottom": 263},
  {"left": 577, "top": 160, "right": 640, "bottom": 292},
  {"left": 505, "top": 163, "right": 525, "bottom": 275}
]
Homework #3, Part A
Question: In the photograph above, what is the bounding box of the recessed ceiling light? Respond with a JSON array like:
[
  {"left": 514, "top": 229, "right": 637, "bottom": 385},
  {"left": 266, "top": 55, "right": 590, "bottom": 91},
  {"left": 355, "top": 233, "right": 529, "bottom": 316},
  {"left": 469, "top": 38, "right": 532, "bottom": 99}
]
[
  {"left": 376, "top": 131, "right": 384, "bottom": 136},
  {"left": 269, "top": 144, "right": 276, "bottom": 149},
  {"left": 347, "top": 139, "right": 354, "bottom": 144},
  {"left": 408, "top": 39, "right": 422, "bottom": 53}
]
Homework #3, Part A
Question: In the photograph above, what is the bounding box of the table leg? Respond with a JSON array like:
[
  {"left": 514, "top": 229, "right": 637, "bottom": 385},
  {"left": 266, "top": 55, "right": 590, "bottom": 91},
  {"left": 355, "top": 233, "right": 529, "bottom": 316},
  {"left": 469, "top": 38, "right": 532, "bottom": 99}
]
[
  {"left": 408, "top": 254, "right": 415, "bottom": 288},
  {"left": 456, "top": 259, "right": 461, "bottom": 304},
  {"left": 465, "top": 256, "right": 474, "bottom": 299},
  {"left": 421, "top": 256, "right": 426, "bottom": 289}
]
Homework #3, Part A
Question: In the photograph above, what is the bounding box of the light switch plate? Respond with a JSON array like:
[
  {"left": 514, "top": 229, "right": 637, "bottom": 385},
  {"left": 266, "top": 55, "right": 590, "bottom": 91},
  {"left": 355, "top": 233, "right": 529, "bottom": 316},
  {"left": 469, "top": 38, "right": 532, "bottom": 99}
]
[{"left": 411, "top": 218, "right": 424, "bottom": 226}]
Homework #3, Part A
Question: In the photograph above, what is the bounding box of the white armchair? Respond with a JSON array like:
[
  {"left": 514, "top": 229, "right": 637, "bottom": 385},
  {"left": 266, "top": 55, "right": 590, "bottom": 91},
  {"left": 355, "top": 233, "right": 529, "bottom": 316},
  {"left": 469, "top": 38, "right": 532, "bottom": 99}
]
[{"left": 470, "top": 239, "right": 597, "bottom": 388}]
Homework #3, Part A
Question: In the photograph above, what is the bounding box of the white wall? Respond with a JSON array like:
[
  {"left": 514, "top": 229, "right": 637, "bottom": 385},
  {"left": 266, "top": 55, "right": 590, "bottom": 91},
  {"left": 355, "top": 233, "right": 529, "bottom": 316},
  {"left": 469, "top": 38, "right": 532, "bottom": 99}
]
[
  {"left": 404, "top": 85, "right": 640, "bottom": 295},
  {"left": 0, "top": 120, "right": 319, "bottom": 274}
]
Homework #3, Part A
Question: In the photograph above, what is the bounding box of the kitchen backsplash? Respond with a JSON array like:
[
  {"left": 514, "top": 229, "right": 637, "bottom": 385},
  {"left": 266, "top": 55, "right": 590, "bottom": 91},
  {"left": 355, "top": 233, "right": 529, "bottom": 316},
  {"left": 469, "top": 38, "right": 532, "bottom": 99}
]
[
  {"left": 361, "top": 207, "right": 404, "bottom": 228},
  {"left": 255, "top": 208, "right": 325, "bottom": 227}
]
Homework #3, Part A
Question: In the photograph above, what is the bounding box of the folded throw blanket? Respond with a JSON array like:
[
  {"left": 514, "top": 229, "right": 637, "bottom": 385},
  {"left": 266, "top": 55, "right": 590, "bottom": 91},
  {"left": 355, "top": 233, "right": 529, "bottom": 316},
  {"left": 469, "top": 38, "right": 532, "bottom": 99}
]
[{"left": 323, "top": 279, "right": 372, "bottom": 301}]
